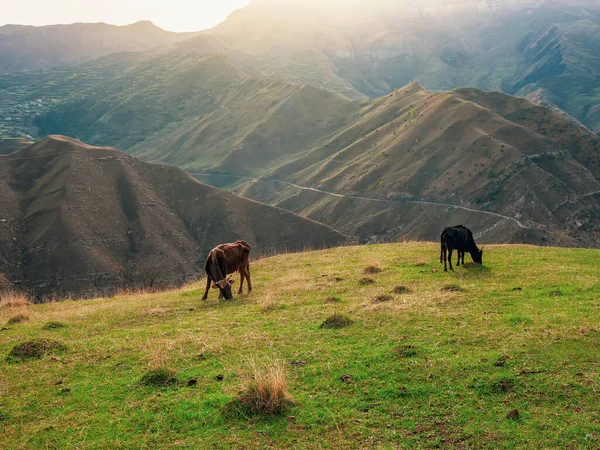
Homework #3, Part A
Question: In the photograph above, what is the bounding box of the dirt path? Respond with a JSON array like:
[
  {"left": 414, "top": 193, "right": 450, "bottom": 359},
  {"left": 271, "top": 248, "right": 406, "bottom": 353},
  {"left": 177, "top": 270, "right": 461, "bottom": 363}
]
[{"left": 190, "top": 172, "right": 529, "bottom": 229}]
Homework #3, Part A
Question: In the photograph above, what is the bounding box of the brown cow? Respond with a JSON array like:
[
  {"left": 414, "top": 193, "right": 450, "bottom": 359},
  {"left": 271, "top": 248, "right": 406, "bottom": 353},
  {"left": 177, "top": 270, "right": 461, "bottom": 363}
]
[{"left": 201, "top": 240, "right": 252, "bottom": 301}]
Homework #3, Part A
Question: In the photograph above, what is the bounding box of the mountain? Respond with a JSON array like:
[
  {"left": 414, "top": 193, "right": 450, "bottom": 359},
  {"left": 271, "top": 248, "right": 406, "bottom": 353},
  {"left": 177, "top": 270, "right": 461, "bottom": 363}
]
[
  {"left": 32, "top": 38, "right": 362, "bottom": 170},
  {"left": 2, "top": 1, "right": 600, "bottom": 249},
  {"left": 0, "top": 21, "right": 197, "bottom": 74},
  {"left": 226, "top": 84, "right": 600, "bottom": 247},
  {"left": 0, "top": 136, "right": 346, "bottom": 299},
  {"left": 208, "top": 0, "right": 600, "bottom": 133},
  {"left": 4, "top": 2, "right": 600, "bottom": 134},
  {"left": 25, "top": 55, "right": 600, "bottom": 247}
]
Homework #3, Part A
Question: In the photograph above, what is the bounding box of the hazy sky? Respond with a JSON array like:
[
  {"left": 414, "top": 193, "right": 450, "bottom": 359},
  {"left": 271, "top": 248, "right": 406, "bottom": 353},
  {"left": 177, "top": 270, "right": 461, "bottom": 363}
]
[{"left": 1, "top": 0, "right": 250, "bottom": 32}]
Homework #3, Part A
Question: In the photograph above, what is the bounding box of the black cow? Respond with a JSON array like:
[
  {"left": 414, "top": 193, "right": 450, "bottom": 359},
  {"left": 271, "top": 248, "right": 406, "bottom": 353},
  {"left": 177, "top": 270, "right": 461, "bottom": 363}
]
[{"left": 440, "top": 225, "right": 483, "bottom": 272}]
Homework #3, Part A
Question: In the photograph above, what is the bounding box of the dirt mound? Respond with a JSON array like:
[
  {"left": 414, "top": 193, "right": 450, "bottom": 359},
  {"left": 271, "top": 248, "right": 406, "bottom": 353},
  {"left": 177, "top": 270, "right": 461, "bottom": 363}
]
[{"left": 320, "top": 313, "right": 354, "bottom": 329}]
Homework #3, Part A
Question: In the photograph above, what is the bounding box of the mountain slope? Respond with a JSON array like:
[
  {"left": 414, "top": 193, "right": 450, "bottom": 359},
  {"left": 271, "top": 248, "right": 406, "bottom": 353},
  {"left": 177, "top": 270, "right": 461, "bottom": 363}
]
[
  {"left": 28, "top": 61, "right": 600, "bottom": 247},
  {"left": 32, "top": 39, "right": 362, "bottom": 170},
  {"left": 0, "top": 136, "right": 346, "bottom": 299},
  {"left": 226, "top": 84, "right": 600, "bottom": 247},
  {"left": 0, "top": 138, "right": 32, "bottom": 154},
  {"left": 4, "top": 2, "right": 600, "bottom": 135},
  {"left": 209, "top": 1, "right": 600, "bottom": 133},
  {"left": 0, "top": 21, "right": 197, "bottom": 74}
]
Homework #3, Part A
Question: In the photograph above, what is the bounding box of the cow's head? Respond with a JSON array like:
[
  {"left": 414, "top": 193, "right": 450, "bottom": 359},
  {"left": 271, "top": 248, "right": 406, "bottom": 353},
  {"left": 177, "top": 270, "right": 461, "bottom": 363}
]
[
  {"left": 212, "top": 277, "right": 235, "bottom": 300},
  {"left": 473, "top": 247, "right": 484, "bottom": 265}
]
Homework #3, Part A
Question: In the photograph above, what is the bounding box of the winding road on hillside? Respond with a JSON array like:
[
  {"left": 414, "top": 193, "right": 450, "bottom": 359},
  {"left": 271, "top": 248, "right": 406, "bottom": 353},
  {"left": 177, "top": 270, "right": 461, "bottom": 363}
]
[
  {"left": 190, "top": 172, "right": 529, "bottom": 229},
  {"left": 0, "top": 148, "right": 529, "bottom": 231}
]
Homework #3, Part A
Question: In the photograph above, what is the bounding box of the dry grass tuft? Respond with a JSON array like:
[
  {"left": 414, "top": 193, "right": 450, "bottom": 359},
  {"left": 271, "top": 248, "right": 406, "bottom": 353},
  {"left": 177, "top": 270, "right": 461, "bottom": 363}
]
[
  {"left": 363, "top": 263, "right": 383, "bottom": 275},
  {"left": 416, "top": 258, "right": 427, "bottom": 267},
  {"left": 148, "top": 341, "right": 172, "bottom": 371},
  {"left": 258, "top": 294, "right": 282, "bottom": 312},
  {"left": 232, "top": 359, "right": 294, "bottom": 416},
  {"left": 260, "top": 301, "right": 282, "bottom": 312},
  {"left": 141, "top": 341, "right": 177, "bottom": 386},
  {"left": 358, "top": 277, "right": 375, "bottom": 286},
  {"left": 0, "top": 291, "right": 31, "bottom": 309},
  {"left": 7, "top": 311, "right": 29, "bottom": 325},
  {"left": 7, "top": 339, "right": 66, "bottom": 360},
  {"left": 321, "top": 313, "right": 354, "bottom": 329},
  {"left": 324, "top": 296, "right": 342, "bottom": 304},
  {"left": 393, "top": 285, "right": 412, "bottom": 295},
  {"left": 373, "top": 294, "right": 394, "bottom": 304}
]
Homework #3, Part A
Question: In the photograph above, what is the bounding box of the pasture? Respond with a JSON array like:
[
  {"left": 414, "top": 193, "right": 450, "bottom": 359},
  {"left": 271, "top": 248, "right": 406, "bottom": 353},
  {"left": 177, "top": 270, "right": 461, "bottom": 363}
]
[{"left": 1, "top": 243, "right": 599, "bottom": 449}]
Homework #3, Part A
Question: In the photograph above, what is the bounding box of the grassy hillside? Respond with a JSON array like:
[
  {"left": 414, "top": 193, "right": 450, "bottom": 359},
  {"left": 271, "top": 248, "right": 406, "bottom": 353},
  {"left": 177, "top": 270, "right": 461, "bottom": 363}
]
[{"left": 1, "top": 243, "right": 599, "bottom": 448}]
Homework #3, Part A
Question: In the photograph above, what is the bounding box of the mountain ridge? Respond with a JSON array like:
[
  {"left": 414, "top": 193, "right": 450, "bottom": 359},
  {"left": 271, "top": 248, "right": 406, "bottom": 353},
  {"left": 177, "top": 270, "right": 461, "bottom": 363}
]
[{"left": 0, "top": 21, "right": 199, "bottom": 74}]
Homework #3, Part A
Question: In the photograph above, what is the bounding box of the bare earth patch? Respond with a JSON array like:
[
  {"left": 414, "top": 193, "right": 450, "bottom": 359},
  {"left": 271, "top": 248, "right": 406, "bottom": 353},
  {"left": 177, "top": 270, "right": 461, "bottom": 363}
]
[{"left": 7, "top": 339, "right": 66, "bottom": 360}]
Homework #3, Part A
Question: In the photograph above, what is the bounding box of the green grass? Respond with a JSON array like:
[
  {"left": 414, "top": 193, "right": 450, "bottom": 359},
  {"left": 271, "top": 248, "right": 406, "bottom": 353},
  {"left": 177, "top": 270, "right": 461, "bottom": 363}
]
[{"left": 1, "top": 243, "right": 599, "bottom": 448}]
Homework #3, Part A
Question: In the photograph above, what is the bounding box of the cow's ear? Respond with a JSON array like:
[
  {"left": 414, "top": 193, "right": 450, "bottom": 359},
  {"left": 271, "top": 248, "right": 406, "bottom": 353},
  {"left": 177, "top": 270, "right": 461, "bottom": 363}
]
[{"left": 230, "top": 279, "right": 236, "bottom": 285}]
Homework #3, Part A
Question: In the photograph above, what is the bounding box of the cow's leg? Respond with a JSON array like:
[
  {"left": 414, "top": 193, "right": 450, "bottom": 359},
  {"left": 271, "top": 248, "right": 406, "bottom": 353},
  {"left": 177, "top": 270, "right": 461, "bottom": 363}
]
[
  {"left": 457, "top": 251, "right": 462, "bottom": 266},
  {"left": 448, "top": 248, "right": 454, "bottom": 271},
  {"left": 246, "top": 265, "right": 252, "bottom": 293},
  {"left": 201, "top": 276, "right": 211, "bottom": 301},
  {"left": 443, "top": 246, "right": 448, "bottom": 272},
  {"left": 461, "top": 252, "right": 465, "bottom": 265},
  {"left": 238, "top": 269, "right": 245, "bottom": 294}
]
